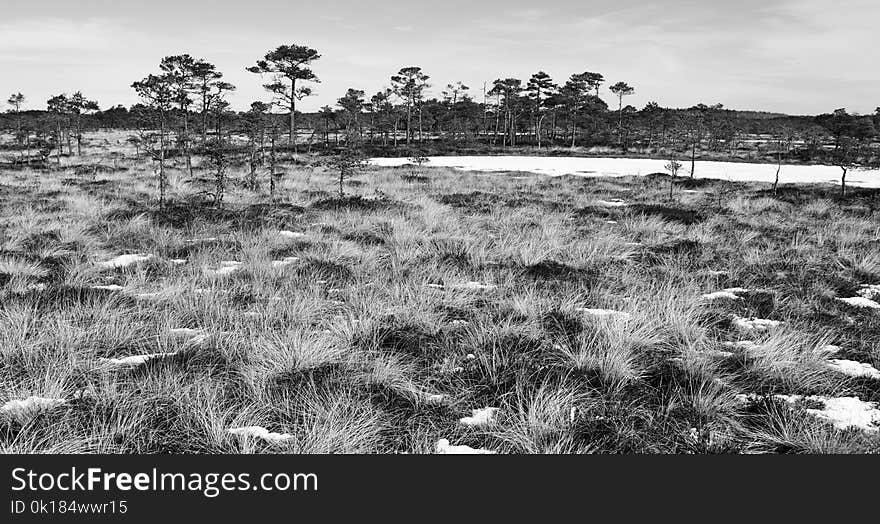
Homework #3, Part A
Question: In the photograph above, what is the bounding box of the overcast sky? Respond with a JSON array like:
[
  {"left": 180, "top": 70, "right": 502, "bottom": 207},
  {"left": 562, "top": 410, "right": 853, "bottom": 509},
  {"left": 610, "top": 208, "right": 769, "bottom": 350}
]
[{"left": 1, "top": 0, "right": 877, "bottom": 115}]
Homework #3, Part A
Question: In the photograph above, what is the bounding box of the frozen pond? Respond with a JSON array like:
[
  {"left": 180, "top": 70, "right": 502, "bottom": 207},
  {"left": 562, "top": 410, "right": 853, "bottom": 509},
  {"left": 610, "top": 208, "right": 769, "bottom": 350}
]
[{"left": 370, "top": 156, "right": 880, "bottom": 188}]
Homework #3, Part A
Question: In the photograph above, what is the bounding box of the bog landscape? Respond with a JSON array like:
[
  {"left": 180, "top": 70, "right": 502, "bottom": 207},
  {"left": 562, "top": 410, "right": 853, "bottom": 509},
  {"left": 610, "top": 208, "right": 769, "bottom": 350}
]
[{"left": 2, "top": 43, "right": 880, "bottom": 454}]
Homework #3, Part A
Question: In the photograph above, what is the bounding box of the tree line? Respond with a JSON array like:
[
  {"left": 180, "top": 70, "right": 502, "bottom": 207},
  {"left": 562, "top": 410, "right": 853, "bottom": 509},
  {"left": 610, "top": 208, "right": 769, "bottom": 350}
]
[{"left": 3, "top": 43, "right": 880, "bottom": 199}]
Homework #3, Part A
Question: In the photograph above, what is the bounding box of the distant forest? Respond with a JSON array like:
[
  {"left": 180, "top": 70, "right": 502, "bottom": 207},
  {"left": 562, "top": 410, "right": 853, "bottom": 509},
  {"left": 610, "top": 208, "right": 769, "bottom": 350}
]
[{"left": 3, "top": 44, "right": 879, "bottom": 166}]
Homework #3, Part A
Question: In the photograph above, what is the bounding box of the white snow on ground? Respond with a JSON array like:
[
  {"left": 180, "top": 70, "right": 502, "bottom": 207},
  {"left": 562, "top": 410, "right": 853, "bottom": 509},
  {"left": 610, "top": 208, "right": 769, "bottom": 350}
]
[
  {"left": 703, "top": 349, "right": 735, "bottom": 359},
  {"left": 227, "top": 426, "right": 294, "bottom": 444},
  {"left": 168, "top": 328, "right": 206, "bottom": 338},
  {"left": 836, "top": 296, "right": 880, "bottom": 309},
  {"left": 426, "top": 282, "right": 498, "bottom": 291},
  {"left": 460, "top": 407, "right": 499, "bottom": 426},
  {"left": 723, "top": 287, "right": 750, "bottom": 294},
  {"left": 435, "top": 438, "right": 497, "bottom": 454},
  {"left": 857, "top": 284, "right": 880, "bottom": 300},
  {"left": 278, "top": 231, "right": 307, "bottom": 240},
  {"left": 597, "top": 199, "right": 629, "bottom": 207},
  {"left": 737, "top": 394, "right": 880, "bottom": 432},
  {"left": 95, "top": 253, "right": 154, "bottom": 269},
  {"left": 91, "top": 284, "right": 125, "bottom": 292},
  {"left": 0, "top": 396, "right": 67, "bottom": 424},
  {"left": 732, "top": 315, "right": 782, "bottom": 332},
  {"left": 99, "top": 352, "right": 178, "bottom": 368},
  {"left": 271, "top": 256, "right": 301, "bottom": 269},
  {"left": 722, "top": 340, "right": 759, "bottom": 350},
  {"left": 456, "top": 281, "right": 497, "bottom": 291},
  {"left": 819, "top": 345, "right": 842, "bottom": 356},
  {"left": 204, "top": 261, "right": 243, "bottom": 277},
  {"left": 370, "top": 156, "right": 880, "bottom": 188},
  {"left": 826, "top": 359, "right": 880, "bottom": 380},
  {"left": 425, "top": 394, "right": 446, "bottom": 404},
  {"left": 702, "top": 291, "right": 742, "bottom": 301},
  {"left": 576, "top": 308, "right": 633, "bottom": 321},
  {"left": 169, "top": 259, "right": 187, "bottom": 265}
]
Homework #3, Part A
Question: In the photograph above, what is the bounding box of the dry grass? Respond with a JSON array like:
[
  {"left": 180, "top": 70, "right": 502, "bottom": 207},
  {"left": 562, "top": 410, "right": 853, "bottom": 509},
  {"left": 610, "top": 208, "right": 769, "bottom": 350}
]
[{"left": 1, "top": 132, "right": 879, "bottom": 454}]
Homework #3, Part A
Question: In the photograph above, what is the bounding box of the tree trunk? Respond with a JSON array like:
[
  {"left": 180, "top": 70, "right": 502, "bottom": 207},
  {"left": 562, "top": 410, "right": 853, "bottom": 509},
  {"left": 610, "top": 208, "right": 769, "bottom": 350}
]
[
  {"left": 690, "top": 140, "right": 697, "bottom": 179},
  {"left": 840, "top": 166, "right": 847, "bottom": 197},
  {"left": 773, "top": 160, "right": 781, "bottom": 195},
  {"left": 159, "top": 113, "right": 167, "bottom": 209},
  {"left": 290, "top": 79, "right": 297, "bottom": 151}
]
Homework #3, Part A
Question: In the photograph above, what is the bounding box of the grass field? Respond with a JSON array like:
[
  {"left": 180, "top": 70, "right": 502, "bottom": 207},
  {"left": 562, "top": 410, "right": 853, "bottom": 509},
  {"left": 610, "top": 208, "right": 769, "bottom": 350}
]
[{"left": 1, "top": 134, "right": 879, "bottom": 454}]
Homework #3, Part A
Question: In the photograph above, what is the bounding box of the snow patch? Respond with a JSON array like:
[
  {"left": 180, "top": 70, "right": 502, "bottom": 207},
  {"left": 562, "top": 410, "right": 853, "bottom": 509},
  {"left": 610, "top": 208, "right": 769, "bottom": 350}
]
[
  {"left": 701, "top": 291, "right": 742, "bottom": 301},
  {"left": 577, "top": 308, "right": 632, "bottom": 321},
  {"left": 836, "top": 296, "right": 880, "bottom": 309},
  {"left": 271, "top": 256, "right": 300, "bottom": 269},
  {"left": 460, "top": 407, "right": 499, "bottom": 426},
  {"left": 91, "top": 284, "right": 125, "bottom": 292},
  {"left": 168, "top": 328, "right": 206, "bottom": 338},
  {"left": 826, "top": 359, "right": 880, "bottom": 380},
  {"left": 228, "top": 426, "right": 294, "bottom": 444},
  {"left": 0, "top": 396, "right": 68, "bottom": 424},
  {"left": 737, "top": 394, "right": 880, "bottom": 433},
  {"left": 597, "top": 199, "right": 629, "bottom": 208},
  {"left": 96, "top": 253, "right": 153, "bottom": 269},
  {"left": 205, "top": 261, "right": 243, "bottom": 277},
  {"left": 99, "top": 352, "right": 178, "bottom": 368},
  {"left": 278, "top": 231, "right": 307, "bottom": 240},
  {"left": 732, "top": 316, "right": 781, "bottom": 332},
  {"left": 435, "top": 438, "right": 497, "bottom": 454}
]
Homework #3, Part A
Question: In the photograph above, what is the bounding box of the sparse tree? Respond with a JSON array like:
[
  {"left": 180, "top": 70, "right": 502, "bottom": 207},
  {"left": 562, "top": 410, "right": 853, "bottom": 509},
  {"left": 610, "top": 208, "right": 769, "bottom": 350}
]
[
  {"left": 190, "top": 59, "right": 224, "bottom": 143},
  {"left": 609, "top": 82, "right": 635, "bottom": 148},
  {"left": 46, "top": 94, "right": 71, "bottom": 162},
  {"left": 327, "top": 146, "right": 368, "bottom": 198},
  {"left": 337, "top": 88, "right": 365, "bottom": 140},
  {"left": 131, "top": 74, "right": 174, "bottom": 208},
  {"left": 391, "top": 67, "right": 430, "bottom": 144},
  {"left": 7, "top": 93, "right": 27, "bottom": 161},
  {"left": 770, "top": 126, "right": 797, "bottom": 195},
  {"left": 247, "top": 44, "right": 321, "bottom": 150},
  {"left": 68, "top": 91, "right": 99, "bottom": 156},
  {"left": 526, "top": 71, "right": 554, "bottom": 146}
]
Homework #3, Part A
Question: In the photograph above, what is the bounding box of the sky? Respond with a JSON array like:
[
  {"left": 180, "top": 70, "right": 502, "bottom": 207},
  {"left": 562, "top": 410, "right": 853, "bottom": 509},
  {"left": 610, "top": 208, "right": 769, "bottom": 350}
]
[{"left": 1, "top": 0, "right": 877, "bottom": 115}]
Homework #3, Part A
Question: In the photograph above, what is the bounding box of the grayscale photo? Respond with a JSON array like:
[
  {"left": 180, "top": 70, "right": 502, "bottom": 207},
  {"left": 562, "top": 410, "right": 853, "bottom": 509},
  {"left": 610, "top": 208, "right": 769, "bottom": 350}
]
[{"left": 1, "top": 0, "right": 879, "bottom": 462}]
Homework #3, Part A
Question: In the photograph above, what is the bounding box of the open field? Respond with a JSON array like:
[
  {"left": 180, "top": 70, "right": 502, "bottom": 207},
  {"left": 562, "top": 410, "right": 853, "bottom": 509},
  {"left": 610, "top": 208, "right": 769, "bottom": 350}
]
[{"left": 1, "top": 134, "right": 880, "bottom": 454}]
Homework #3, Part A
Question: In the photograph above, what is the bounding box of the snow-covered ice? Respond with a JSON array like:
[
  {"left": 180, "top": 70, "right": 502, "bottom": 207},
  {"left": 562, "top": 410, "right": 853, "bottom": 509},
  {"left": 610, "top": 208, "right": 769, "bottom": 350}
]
[
  {"left": 0, "top": 396, "right": 67, "bottom": 424},
  {"left": 96, "top": 253, "right": 154, "bottom": 269},
  {"left": 228, "top": 426, "right": 294, "bottom": 444},
  {"left": 460, "top": 407, "right": 499, "bottom": 427},
  {"left": 435, "top": 438, "right": 497, "bottom": 454},
  {"left": 826, "top": 359, "right": 880, "bottom": 380},
  {"left": 370, "top": 156, "right": 880, "bottom": 188}
]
